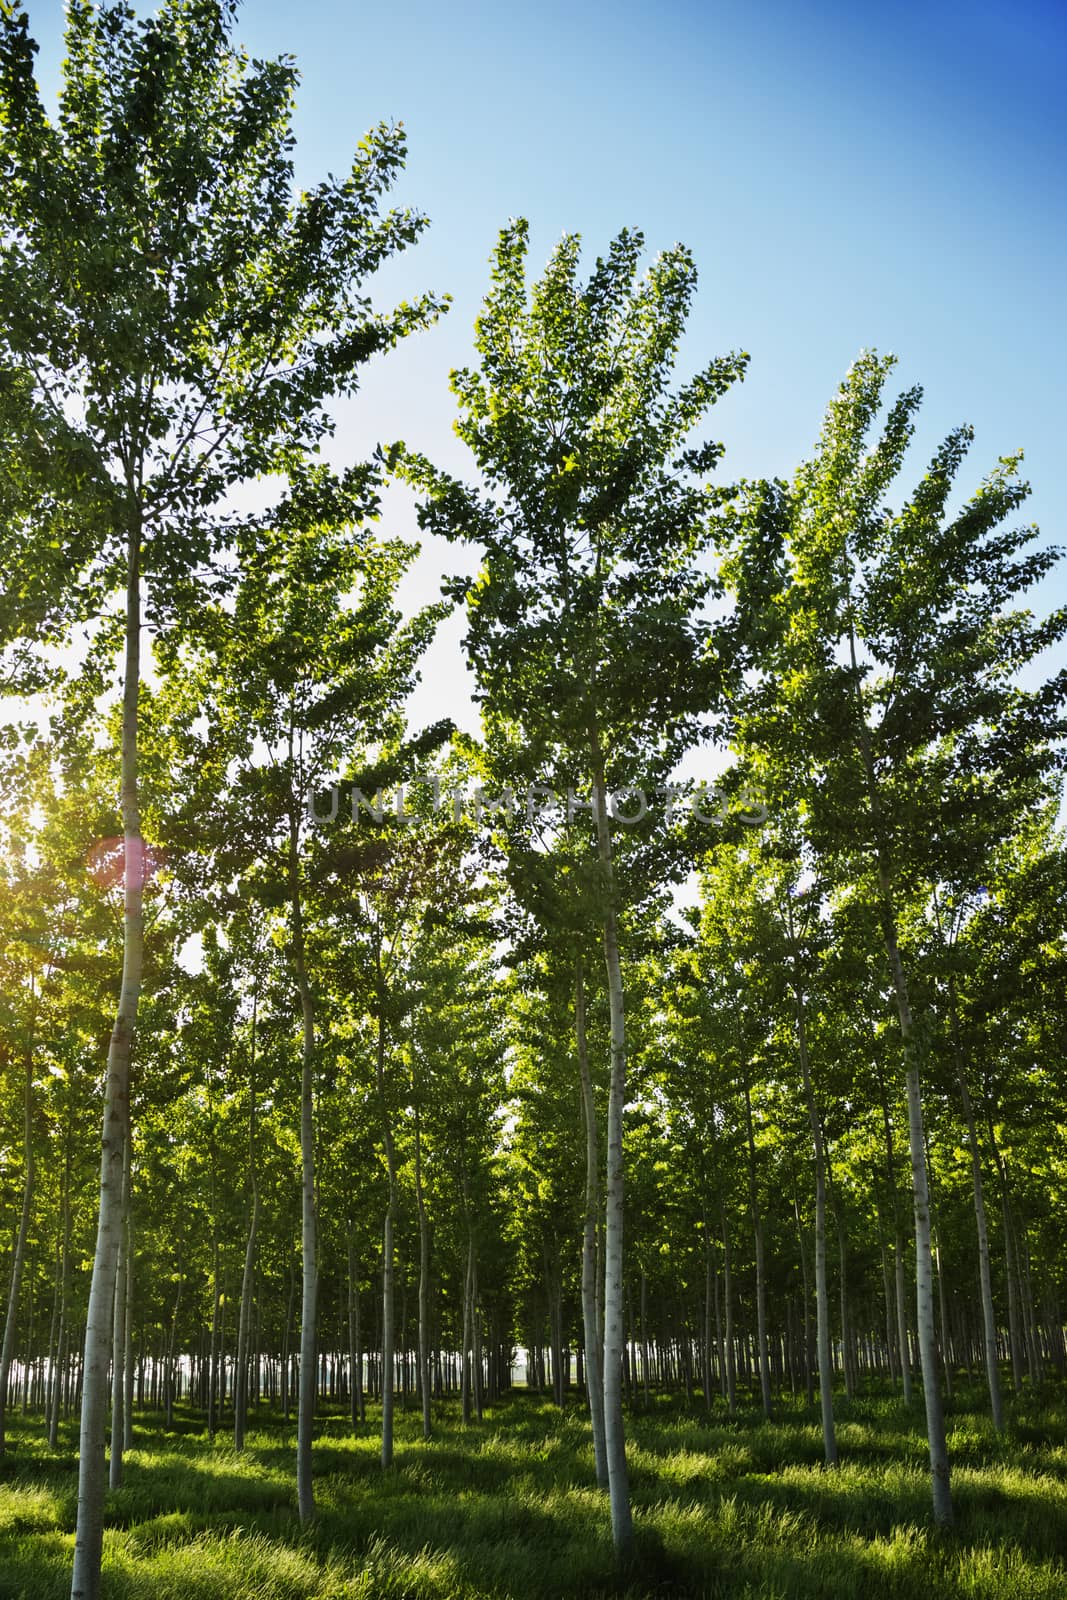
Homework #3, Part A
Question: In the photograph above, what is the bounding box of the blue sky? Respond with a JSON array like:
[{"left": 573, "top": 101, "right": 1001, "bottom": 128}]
[{"left": 25, "top": 0, "right": 1067, "bottom": 733}]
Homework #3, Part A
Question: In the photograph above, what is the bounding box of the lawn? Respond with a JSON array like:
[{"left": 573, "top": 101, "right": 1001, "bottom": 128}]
[{"left": 2, "top": 1386, "right": 1065, "bottom": 1599}]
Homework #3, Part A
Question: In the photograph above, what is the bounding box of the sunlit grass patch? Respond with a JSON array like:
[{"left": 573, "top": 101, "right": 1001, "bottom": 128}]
[
  {"left": 0, "top": 1481, "right": 61, "bottom": 1536},
  {"left": 2, "top": 1388, "right": 1067, "bottom": 1598},
  {"left": 104, "top": 1527, "right": 331, "bottom": 1600}
]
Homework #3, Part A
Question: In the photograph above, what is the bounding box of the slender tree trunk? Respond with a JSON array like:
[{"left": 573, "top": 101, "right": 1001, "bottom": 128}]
[
  {"left": 834, "top": 1196, "right": 856, "bottom": 1401},
  {"left": 575, "top": 958, "right": 608, "bottom": 1487},
  {"left": 721, "top": 1205, "right": 737, "bottom": 1416},
  {"left": 471, "top": 1249, "right": 484, "bottom": 1421},
  {"left": 711, "top": 1235, "right": 726, "bottom": 1403},
  {"left": 45, "top": 1220, "right": 62, "bottom": 1440},
  {"left": 792, "top": 1183, "right": 815, "bottom": 1409},
  {"left": 743, "top": 1082, "right": 773, "bottom": 1419},
  {"left": 122, "top": 1202, "right": 134, "bottom": 1454},
  {"left": 848, "top": 612, "right": 950, "bottom": 1522},
  {"left": 235, "top": 990, "right": 260, "bottom": 1454},
  {"left": 289, "top": 828, "right": 318, "bottom": 1523},
  {"left": 414, "top": 1103, "right": 432, "bottom": 1442},
  {"left": 877, "top": 1225, "right": 897, "bottom": 1385},
  {"left": 946, "top": 980, "right": 1003, "bottom": 1429},
  {"left": 639, "top": 1271, "right": 650, "bottom": 1409},
  {"left": 376, "top": 987, "right": 398, "bottom": 1469},
  {"left": 49, "top": 1117, "right": 72, "bottom": 1450},
  {"left": 348, "top": 1246, "right": 364, "bottom": 1426},
  {"left": 895, "top": 1227, "right": 912, "bottom": 1403},
  {"left": 793, "top": 984, "right": 836, "bottom": 1462},
  {"left": 109, "top": 1124, "right": 131, "bottom": 1487},
  {"left": 874, "top": 1059, "right": 912, "bottom": 1404},
  {"left": 72, "top": 516, "right": 143, "bottom": 1600},
  {"left": 380, "top": 1195, "right": 396, "bottom": 1464},
  {"left": 1019, "top": 1229, "right": 1043, "bottom": 1385},
  {"left": 0, "top": 1035, "right": 35, "bottom": 1456},
  {"left": 816, "top": 1148, "right": 839, "bottom": 1441},
  {"left": 207, "top": 1230, "right": 221, "bottom": 1440},
  {"left": 461, "top": 1245, "right": 473, "bottom": 1425},
  {"left": 932, "top": 1221, "right": 954, "bottom": 1399},
  {"left": 590, "top": 764, "right": 633, "bottom": 1562},
  {"left": 165, "top": 1268, "right": 182, "bottom": 1430},
  {"left": 281, "top": 1256, "right": 296, "bottom": 1424},
  {"left": 881, "top": 875, "right": 953, "bottom": 1526}
]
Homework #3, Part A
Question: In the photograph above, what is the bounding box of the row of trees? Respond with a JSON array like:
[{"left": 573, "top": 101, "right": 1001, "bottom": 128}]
[{"left": 0, "top": 3, "right": 1064, "bottom": 1596}]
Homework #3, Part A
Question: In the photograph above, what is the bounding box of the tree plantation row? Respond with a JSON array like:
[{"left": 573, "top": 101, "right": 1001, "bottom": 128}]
[{"left": 0, "top": 4, "right": 1065, "bottom": 1598}]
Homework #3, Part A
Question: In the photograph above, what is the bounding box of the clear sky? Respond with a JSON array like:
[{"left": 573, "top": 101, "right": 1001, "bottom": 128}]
[{"left": 23, "top": 0, "right": 1067, "bottom": 736}]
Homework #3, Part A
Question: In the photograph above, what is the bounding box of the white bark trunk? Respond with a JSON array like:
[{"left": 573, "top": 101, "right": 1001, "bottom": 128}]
[
  {"left": 234, "top": 1174, "right": 259, "bottom": 1451},
  {"left": 71, "top": 519, "right": 143, "bottom": 1600},
  {"left": 290, "top": 854, "right": 317, "bottom": 1522},
  {"left": 576, "top": 959, "right": 608, "bottom": 1488},
  {"left": 0, "top": 1041, "right": 34, "bottom": 1455},
  {"left": 794, "top": 985, "right": 836, "bottom": 1463},
  {"left": 743, "top": 1083, "right": 773, "bottom": 1419},
  {"left": 377, "top": 996, "right": 397, "bottom": 1468},
  {"left": 880, "top": 869, "right": 953, "bottom": 1522},
  {"left": 721, "top": 1207, "right": 737, "bottom": 1416},
  {"left": 947, "top": 987, "right": 1003, "bottom": 1430},
  {"left": 591, "top": 770, "right": 633, "bottom": 1563},
  {"left": 108, "top": 1126, "right": 131, "bottom": 1488},
  {"left": 415, "top": 1104, "right": 432, "bottom": 1442}
]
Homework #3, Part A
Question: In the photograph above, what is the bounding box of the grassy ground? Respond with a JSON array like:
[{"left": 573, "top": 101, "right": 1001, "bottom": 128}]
[{"left": 1, "top": 1384, "right": 1066, "bottom": 1599}]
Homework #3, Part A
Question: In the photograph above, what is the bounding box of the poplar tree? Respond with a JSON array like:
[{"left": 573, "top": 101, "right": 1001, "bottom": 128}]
[
  {"left": 0, "top": 3, "right": 442, "bottom": 1591},
  {"left": 402, "top": 220, "right": 746, "bottom": 1558},
  {"left": 169, "top": 525, "right": 445, "bottom": 1516},
  {"left": 725, "top": 350, "right": 1067, "bottom": 1524}
]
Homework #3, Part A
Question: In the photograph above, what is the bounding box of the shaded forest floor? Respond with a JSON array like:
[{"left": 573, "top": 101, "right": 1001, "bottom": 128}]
[{"left": 2, "top": 1384, "right": 1066, "bottom": 1599}]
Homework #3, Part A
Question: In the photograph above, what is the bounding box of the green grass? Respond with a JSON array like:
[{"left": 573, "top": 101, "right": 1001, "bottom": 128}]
[{"left": 2, "top": 1384, "right": 1066, "bottom": 1598}]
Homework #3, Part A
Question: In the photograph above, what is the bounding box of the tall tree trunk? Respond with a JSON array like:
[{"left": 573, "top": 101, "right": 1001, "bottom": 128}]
[
  {"left": 461, "top": 1244, "right": 473, "bottom": 1425},
  {"left": 235, "top": 989, "right": 260, "bottom": 1454},
  {"left": 376, "top": 985, "right": 398, "bottom": 1469},
  {"left": 743, "top": 1081, "right": 773, "bottom": 1419},
  {"left": 1018, "top": 1229, "right": 1043, "bottom": 1385},
  {"left": 207, "top": 1234, "right": 221, "bottom": 1439},
  {"left": 122, "top": 1201, "right": 134, "bottom": 1454},
  {"left": 990, "top": 1135, "right": 1024, "bottom": 1395},
  {"left": 347, "top": 1243, "right": 364, "bottom": 1427},
  {"left": 833, "top": 1194, "right": 856, "bottom": 1401},
  {"left": 590, "top": 762, "right": 633, "bottom": 1562},
  {"left": 895, "top": 1227, "right": 912, "bottom": 1403},
  {"left": 932, "top": 1221, "right": 954, "bottom": 1399},
  {"left": 470, "top": 1248, "right": 484, "bottom": 1421},
  {"left": 639, "top": 1270, "right": 650, "bottom": 1409},
  {"left": 711, "top": 1234, "right": 726, "bottom": 1403},
  {"left": 791, "top": 1181, "right": 815, "bottom": 1409},
  {"left": 575, "top": 959, "right": 608, "bottom": 1487},
  {"left": 109, "top": 1124, "right": 131, "bottom": 1487},
  {"left": 874, "top": 1058, "right": 912, "bottom": 1403},
  {"left": 721, "top": 1205, "right": 737, "bottom": 1416},
  {"left": 72, "top": 516, "right": 143, "bottom": 1600},
  {"left": 793, "top": 981, "right": 836, "bottom": 1463},
  {"left": 849, "top": 613, "right": 950, "bottom": 1522},
  {"left": 414, "top": 1103, "right": 432, "bottom": 1442},
  {"left": 165, "top": 1268, "right": 182, "bottom": 1431},
  {"left": 877, "top": 1222, "right": 897, "bottom": 1384},
  {"left": 945, "top": 979, "right": 1003, "bottom": 1429},
  {"left": 881, "top": 877, "right": 953, "bottom": 1526},
  {"left": 49, "top": 1106, "right": 73, "bottom": 1451},
  {"left": 281, "top": 1255, "right": 296, "bottom": 1424},
  {"left": 870, "top": 1068, "right": 915, "bottom": 1408},
  {"left": 289, "top": 825, "right": 317, "bottom": 1523},
  {"left": 0, "top": 1033, "right": 35, "bottom": 1456}
]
